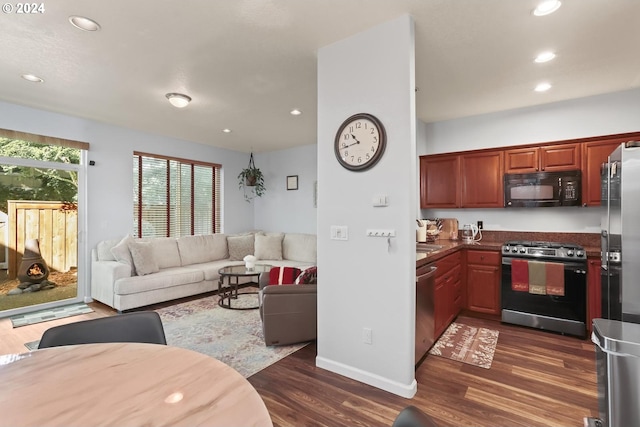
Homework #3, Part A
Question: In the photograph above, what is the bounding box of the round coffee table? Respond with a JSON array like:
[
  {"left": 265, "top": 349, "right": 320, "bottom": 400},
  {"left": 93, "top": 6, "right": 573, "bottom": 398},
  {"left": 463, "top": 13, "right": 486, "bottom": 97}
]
[{"left": 218, "top": 264, "right": 271, "bottom": 310}]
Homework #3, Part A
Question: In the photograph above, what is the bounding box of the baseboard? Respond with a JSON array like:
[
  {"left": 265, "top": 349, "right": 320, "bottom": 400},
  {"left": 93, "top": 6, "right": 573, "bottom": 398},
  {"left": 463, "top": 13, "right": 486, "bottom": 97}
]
[{"left": 315, "top": 356, "right": 417, "bottom": 398}]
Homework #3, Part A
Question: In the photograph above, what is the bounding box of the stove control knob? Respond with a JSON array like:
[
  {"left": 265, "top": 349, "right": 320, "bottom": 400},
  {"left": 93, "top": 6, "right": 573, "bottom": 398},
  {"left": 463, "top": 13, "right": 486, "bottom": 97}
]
[
  {"left": 567, "top": 250, "right": 575, "bottom": 257},
  {"left": 576, "top": 250, "right": 585, "bottom": 257},
  {"left": 503, "top": 246, "right": 510, "bottom": 253},
  {"left": 519, "top": 248, "right": 526, "bottom": 254},
  {"left": 512, "top": 248, "right": 518, "bottom": 253}
]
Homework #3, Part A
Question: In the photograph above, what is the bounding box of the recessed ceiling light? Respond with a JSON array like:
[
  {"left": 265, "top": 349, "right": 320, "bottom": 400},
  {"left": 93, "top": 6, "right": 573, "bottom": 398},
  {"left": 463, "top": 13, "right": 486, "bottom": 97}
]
[
  {"left": 165, "top": 93, "right": 192, "bottom": 108},
  {"left": 534, "top": 51, "right": 556, "bottom": 63},
  {"left": 21, "top": 74, "right": 44, "bottom": 83},
  {"left": 69, "top": 15, "right": 101, "bottom": 31},
  {"left": 533, "top": 0, "right": 562, "bottom": 16},
  {"left": 290, "top": 109, "right": 302, "bottom": 116},
  {"left": 534, "top": 82, "right": 552, "bottom": 92},
  {"left": 222, "top": 128, "right": 232, "bottom": 133}
]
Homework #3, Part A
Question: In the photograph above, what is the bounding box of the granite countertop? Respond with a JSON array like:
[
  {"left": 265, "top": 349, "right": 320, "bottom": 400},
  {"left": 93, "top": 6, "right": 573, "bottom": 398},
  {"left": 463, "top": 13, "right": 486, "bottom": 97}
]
[{"left": 417, "top": 231, "right": 601, "bottom": 268}]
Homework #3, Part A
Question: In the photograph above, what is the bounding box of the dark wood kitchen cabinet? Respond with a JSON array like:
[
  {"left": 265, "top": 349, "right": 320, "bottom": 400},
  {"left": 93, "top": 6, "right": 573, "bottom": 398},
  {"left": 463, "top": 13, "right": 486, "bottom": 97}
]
[
  {"left": 587, "top": 257, "right": 602, "bottom": 333},
  {"left": 581, "top": 136, "right": 637, "bottom": 206},
  {"left": 420, "top": 154, "right": 460, "bottom": 208},
  {"left": 434, "top": 252, "right": 462, "bottom": 339},
  {"left": 504, "top": 143, "right": 581, "bottom": 174},
  {"left": 466, "top": 249, "right": 501, "bottom": 315},
  {"left": 461, "top": 151, "right": 504, "bottom": 208}
]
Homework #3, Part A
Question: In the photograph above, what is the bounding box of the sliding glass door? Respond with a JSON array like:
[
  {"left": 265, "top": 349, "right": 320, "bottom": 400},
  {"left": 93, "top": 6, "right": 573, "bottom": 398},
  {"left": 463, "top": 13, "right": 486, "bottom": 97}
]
[{"left": 0, "top": 138, "right": 86, "bottom": 317}]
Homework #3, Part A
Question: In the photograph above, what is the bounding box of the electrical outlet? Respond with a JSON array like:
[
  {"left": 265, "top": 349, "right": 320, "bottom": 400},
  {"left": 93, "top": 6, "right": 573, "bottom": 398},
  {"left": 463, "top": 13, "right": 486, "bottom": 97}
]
[
  {"left": 477, "top": 220, "right": 483, "bottom": 230},
  {"left": 363, "top": 327, "right": 372, "bottom": 345}
]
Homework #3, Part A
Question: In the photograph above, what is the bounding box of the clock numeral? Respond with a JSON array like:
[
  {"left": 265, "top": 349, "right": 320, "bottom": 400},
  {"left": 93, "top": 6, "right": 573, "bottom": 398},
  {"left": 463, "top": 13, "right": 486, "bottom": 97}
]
[
  {"left": 355, "top": 122, "right": 362, "bottom": 129},
  {"left": 370, "top": 128, "right": 375, "bottom": 135},
  {"left": 366, "top": 153, "right": 370, "bottom": 160},
  {"left": 373, "top": 136, "right": 377, "bottom": 143},
  {"left": 371, "top": 147, "right": 375, "bottom": 153},
  {"left": 350, "top": 156, "right": 354, "bottom": 163},
  {"left": 344, "top": 150, "right": 348, "bottom": 156},
  {"left": 343, "top": 134, "right": 349, "bottom": 141},
  {"left": 358, "top": 157, "right": 362, "bottom": 163},
  {"left": 349, "top": 126, "right": 354, "bottom": 133}
]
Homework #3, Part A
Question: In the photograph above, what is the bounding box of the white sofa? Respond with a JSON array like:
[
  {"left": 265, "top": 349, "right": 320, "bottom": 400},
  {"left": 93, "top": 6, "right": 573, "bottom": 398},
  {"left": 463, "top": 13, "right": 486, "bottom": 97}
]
[{"left": 91, "top": 232, "right": 316, "bottom": 312}]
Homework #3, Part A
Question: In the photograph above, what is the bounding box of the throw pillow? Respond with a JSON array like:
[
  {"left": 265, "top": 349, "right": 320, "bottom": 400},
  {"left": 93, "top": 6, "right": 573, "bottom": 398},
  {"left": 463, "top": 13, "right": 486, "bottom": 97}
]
[
  {"left": 110, "top": 235, "right": 136, "bottom": 275},
  {"left": 128, "top": 240, "right": 159, "bottom": 276},
  {"left": 227, "top": 234, "right": 255, "bottom": 261},
  {"left": 295, "top": 266, "right": 318, "bottom": 285},
  {"left": 96, "top": 238, "right": 120, "bottom": 261},
  {"left": 254, "top": 233, "right": 284, "bottom": 260},
  {"left": 269, "top": 267, "right": 302, "bottom": 285}
]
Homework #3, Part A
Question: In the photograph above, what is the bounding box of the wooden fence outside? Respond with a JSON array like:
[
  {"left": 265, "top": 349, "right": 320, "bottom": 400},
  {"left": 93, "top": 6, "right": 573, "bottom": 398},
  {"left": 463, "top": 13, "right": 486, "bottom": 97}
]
[{"left": 6, "top": 201, "right": 77, "bottom": 279}]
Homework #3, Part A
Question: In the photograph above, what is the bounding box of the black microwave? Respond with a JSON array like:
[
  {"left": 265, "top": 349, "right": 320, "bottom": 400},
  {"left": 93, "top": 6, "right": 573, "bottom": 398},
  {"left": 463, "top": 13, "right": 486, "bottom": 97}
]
[{"left": 504, "top": 170, "right": 581, "bottom": 207}]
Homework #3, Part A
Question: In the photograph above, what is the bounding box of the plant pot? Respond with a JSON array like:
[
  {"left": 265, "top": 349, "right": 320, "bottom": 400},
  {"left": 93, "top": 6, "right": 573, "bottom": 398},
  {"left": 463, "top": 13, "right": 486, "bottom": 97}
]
[{"left": 245, "top": 176, "right": 257, "bottom": 187}]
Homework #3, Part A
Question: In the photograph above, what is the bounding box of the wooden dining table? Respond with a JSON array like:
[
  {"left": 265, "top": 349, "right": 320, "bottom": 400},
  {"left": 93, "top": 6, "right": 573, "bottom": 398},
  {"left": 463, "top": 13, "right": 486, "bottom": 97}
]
[{"left": 0, "top": 342, "right": 273, "bottom": 427}]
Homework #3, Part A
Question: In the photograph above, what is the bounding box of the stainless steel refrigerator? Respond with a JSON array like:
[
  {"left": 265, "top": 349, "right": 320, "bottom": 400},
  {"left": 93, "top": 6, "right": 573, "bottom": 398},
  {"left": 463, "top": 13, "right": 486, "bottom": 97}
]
[{"left": 601, "top": 140, "right": 640, "bottom": 323}]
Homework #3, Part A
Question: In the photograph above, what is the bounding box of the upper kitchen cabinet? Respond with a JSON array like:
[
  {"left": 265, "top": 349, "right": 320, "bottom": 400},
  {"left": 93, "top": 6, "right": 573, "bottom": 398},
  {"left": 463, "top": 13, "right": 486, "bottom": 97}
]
[
  {"left": 461, "top": 151, "right": 504, "bottom": 208},
  {"left": 582, "top": 133, "right": 640, "bottom": 206},
  {"left": 420, "top": 154, "right": 460, "bottom": 208},
  {"left": 504, "top": 143, "right": 581, "bottom": 174}
]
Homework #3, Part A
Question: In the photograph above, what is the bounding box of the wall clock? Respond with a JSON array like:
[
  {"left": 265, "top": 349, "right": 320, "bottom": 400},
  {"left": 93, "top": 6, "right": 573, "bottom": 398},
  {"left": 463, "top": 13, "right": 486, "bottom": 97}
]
[{"left": 334, "top": 113, "right": 386, "bottom": 171}]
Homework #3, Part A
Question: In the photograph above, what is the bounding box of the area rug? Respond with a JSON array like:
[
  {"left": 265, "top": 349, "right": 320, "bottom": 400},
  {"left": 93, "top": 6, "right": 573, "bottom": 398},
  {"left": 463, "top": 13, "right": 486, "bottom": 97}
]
[
  {"left": 10, "top": 302, "right": 93, "bottom": 328},
  {"left": 156, "top": 292, "right": 309, "bottom": 377},
  {"left": 429, "top": 322, "right": 499, "bottom": 369}
]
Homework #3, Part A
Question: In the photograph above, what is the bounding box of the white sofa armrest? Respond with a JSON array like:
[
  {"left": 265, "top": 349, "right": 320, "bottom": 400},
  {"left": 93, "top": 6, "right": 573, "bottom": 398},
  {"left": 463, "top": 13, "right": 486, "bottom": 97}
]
[{"left": 91, "top": 260, "right": 132, "bottom": 308}]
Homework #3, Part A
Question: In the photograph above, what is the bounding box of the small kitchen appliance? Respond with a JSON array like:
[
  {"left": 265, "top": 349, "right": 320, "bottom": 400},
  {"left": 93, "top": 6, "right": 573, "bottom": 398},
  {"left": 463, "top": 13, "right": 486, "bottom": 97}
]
[{"left": 461, "top": 224, "right": 481, "bottom": 243}]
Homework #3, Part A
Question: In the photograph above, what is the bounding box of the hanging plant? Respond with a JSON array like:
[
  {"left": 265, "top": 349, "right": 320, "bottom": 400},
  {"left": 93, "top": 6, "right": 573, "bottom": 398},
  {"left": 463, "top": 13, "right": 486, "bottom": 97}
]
[{"left": 238, "top": 152, "right": 266, "bottom": 202}]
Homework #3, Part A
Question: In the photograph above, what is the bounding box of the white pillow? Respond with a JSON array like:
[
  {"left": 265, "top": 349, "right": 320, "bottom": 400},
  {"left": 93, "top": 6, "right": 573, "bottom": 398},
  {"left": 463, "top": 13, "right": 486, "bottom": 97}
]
[
  {"left": 96, "top": 238, "right": 119, "bottom": 261},
  {"left": 254, "top": 233, "right": 284, "bottom": 260},
  {"left": 110, "top": 235, "right": 136, "bottom": 275},
  {"left": 227, "top": 234, "right": 254, "bottom": 261},
  {"left": 128, "top": 240, "right": 159, "bottom": 276}
]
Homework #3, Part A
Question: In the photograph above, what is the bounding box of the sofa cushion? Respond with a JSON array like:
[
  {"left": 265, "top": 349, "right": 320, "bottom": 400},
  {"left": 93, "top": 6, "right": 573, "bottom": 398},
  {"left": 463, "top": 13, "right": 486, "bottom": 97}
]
[
  {"left": 96, "top": 238, "right": 120, "bottom": 261},
  {"left": 188, "top": 260, "right": 244, "bottom": 281},
  {"left": 148, "top": 237, "right": 182, "bottom": 269},
  {"left": 110, "top": 235, "right": 136, "bottom": 275},
  {"left": 128, "top": 240, "right": 160, "bottom": 276},
  {"left": 114, "top": 267, "right": 204, "bottom": 295},
  {"left": 295, "top": 266, "right": 318, "bottom": 284},
  {"left": 282, "top": 233, "right": 317, "bottom": 263},
  {"left": 255, "top": 233, "right": 284, "bottom": 260},
  {"left": 269, "top": 267, "right": 302, "bottom": 285},
  {"left": 228, "top": 234, "right": 255, "bottom": 261},
  {"left": 177, "top": 234, "right": 228, "bottom": 265}
]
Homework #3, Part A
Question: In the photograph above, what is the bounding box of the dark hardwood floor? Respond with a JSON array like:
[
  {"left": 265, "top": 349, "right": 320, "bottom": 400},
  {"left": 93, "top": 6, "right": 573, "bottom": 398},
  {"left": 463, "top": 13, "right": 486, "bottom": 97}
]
[{"left": 248, "top": 314, "right": 598, "bottom": 427}]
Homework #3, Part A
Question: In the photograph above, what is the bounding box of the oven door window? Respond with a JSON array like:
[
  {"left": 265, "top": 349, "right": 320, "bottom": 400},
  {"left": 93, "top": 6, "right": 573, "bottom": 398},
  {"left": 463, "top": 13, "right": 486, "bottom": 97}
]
[{"left": 510, "top": 184, "right": 555, "bottom": 200}]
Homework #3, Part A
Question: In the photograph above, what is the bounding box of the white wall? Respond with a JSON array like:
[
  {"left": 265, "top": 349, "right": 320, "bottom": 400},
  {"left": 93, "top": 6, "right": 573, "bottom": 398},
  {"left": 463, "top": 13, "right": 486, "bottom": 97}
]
[
  {"left": 254, "top": 144, "right": 317, "bottom": 233},
  {"left": 418, "top": 88, "right": 640, "bottom": 232},
  {"left": 0, "top": 100, "right": 254, "bottom": 299},
  {"left": 317, "top": 15, "right": 417, "bottom": 397}
]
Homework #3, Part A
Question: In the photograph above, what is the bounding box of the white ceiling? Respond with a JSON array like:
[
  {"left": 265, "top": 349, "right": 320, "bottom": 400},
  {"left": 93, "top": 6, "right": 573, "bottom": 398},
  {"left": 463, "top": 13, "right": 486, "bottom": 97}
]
[{"left": 1, "top": 1, "right": 639, "bottom": 153}]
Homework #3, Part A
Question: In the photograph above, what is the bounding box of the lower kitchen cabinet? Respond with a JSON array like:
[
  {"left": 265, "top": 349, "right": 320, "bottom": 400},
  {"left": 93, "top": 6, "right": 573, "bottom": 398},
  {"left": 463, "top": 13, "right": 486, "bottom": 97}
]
[
  {"left": 434, "top": 252, "right": 462, "bottom": 338},
  {"left": 587, "top": 257, "right": 602, "bottom": 332},
  {"left": 466, "top": 249, "right": 501, "bottom": 315}
]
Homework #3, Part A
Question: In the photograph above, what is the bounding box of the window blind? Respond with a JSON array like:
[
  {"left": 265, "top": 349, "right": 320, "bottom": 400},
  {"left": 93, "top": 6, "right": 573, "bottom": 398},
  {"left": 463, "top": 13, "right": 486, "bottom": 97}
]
[{"left": 133, "top": 152, "right": 221, "bottom": 237}]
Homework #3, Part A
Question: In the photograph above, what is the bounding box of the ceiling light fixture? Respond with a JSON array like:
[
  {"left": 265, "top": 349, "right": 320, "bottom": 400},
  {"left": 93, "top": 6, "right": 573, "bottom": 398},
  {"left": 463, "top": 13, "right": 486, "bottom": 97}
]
[
  {"left": 533, "top": 0, "right": 562, "bottom": 16},
  {"left": 165, "top": 93, "right": 192, "bottom": 108},
  {"left": 21, "top": 74, "right": 44, "bottom": 83},
  {"left": 534, "top": 82, "right": 552, "bottom": 92},
  {"left": 69, "top": 15, "right": 101, "bottom": 31},
  {"left": 222, "top": 128, "right": 232, "bottom": 133},
  {"left": 534, "top": 51, "right": 556, "bottom": 63},
  {"left": 290, "top": 109, "right": 302, "bottom": 116}
]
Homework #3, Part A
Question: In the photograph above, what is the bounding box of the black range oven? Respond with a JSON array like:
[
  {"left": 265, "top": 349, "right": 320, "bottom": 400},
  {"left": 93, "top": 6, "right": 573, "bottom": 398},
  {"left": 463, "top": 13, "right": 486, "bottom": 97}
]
[{"left": 501, "top": 240, "right": 587, "bottom": 338}]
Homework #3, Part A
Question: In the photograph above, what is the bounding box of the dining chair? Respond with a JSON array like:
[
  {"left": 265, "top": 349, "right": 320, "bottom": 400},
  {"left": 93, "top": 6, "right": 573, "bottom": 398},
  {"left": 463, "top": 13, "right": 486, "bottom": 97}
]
[
  {"left": 391, "top": 406, "right": 439, "bottom": 427},
  {"left": 38, "top": 311, "right": 167, "bottom": 349}
]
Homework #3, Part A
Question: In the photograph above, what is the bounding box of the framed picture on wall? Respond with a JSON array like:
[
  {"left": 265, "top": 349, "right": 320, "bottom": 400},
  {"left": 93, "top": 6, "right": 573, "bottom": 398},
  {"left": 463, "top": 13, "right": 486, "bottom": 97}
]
[{"left": 287, "top": 175, "right": 298, "bottom": 190}]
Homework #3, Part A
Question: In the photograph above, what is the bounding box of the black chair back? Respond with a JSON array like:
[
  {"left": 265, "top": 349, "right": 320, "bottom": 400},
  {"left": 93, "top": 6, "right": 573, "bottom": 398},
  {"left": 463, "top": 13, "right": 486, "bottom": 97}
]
[
  {"left": 38, "top": 311, "right": 167, "bottom": 349},
  {"left": 391, "top": 406, "right": 439, "bottom": 427}
]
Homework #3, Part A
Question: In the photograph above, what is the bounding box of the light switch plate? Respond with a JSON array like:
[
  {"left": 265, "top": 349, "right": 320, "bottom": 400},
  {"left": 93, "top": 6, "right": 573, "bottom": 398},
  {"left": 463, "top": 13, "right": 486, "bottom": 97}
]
[{"left": 330, "top": 225, "right": 348, "bottom": 240}]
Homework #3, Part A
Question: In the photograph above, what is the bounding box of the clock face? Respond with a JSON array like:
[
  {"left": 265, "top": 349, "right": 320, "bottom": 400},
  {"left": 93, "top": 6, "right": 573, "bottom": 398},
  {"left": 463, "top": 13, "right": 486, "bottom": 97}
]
[{"left": 334, "top": 113, "right": 386, "bottom": 171}]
